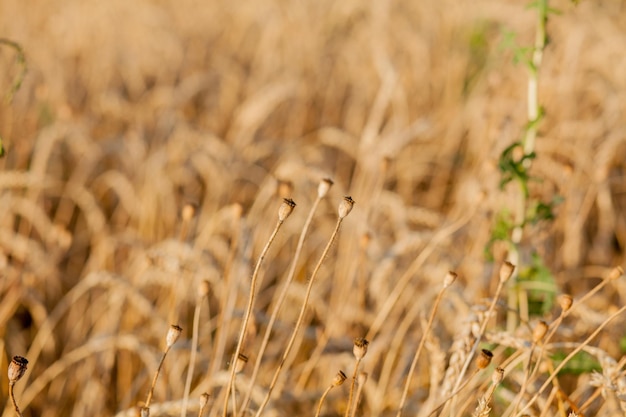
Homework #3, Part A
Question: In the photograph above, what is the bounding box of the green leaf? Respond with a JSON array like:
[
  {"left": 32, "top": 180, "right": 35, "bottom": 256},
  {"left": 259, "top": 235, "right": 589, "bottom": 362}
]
[
  {"left": 518, "top": 252, "right": 557, "bottom": 315},
  {"left": 551, "top": 350, "right": 602, "bottom": 375}
]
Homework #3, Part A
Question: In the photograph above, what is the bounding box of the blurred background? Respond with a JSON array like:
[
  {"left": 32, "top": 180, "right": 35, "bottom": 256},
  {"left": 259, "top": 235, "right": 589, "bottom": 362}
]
[{"left": 1, "top": 0, "right": 626, "bottom": 416}]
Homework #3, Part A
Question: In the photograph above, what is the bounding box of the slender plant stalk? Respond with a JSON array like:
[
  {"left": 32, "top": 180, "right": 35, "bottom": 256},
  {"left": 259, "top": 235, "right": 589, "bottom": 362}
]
[
  {"left": 222, "top": 199, "right": 295, "bottom": 417},
  {"left": 146, "top": 325, "right": 182, "bottom": 408},
  {"left": 507, "top": 0, "right": 549, "bottom": 333},
  {"left": 428, "top": 369, "right": 481, "bottom": 417},
  {"left": 448, "top": 263, "right": 514, "bottom": 416},
  {"left": 345, "top": 358, "right": 362, "bottom": 417},
  {"left": 511, "top": 321, "right": 548, "bottom": 415},
  {"left": 9, "top": 383, "right": 23, "bottom": 417},
  {"left": 253, "top": 197, "right": 353, "bottom": 417},
  {"left": 314, "top": 386, "right": 335, "bottom": 417},
  {"left": 349, "top": 372, "right": 367, "bottom": 417},
  {"left": 181, "top": 289, "right": 207, "bottom": 417},
  {"left": 240, "top": 180, "right": 332, "bottom": 413},
  {"left": 146, "top": 348, "right": 172, "bottom": 407},
  {"left": 396, "top": 272, "right": 456, "bottom": 417}
]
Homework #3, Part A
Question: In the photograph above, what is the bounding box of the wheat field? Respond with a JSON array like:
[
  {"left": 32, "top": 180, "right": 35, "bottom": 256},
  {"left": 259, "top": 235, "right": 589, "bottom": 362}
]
[{"left": 1, "top": 0, "right": 626, "bottom": 416}]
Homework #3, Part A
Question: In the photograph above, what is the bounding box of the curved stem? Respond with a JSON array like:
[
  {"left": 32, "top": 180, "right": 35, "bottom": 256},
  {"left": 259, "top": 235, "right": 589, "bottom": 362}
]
[
  {"left": 396, "top": 287, "right": 447, "bottom": 417},
  {"left": 514, "top": 304, "right": 626, "bottom": 417},
  {"left": 314, "top": 386, "right": 334, "bottom": 417},
  {"left": 254, "top": 217, "right": 344, "bottom": 417},
  {"left": 345, "top": 358, "right": 362, "bottom": 417},
  {"left": 181, "top": 299, "right": 204, "bottom": 417},
  {"left": 9, "top": 382, "right": 23, "bottom": 417},
  {"left": 240, "top": 196, "right": 323, "bottom": 413},
  {"left": 222, "top": 218, "right": 285, "bottom": 417},
  {"left": 146, "top": 347, "right": 171, "bottom": 408}
]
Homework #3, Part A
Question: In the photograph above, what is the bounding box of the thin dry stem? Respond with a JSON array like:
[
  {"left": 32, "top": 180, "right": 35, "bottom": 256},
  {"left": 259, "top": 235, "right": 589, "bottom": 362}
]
[
  {"left": 254, "top": 213, "right": 347, "bottom": 417},
  {"left": 223, "top": 204, "right": 291, "bottom": 417},
  {"left": 514, "top": 304, "right": 626, "bottom": 417},
  {"left": 181, "top": 297, "right": 205, "bottom": 417},
  {"left": 396, "top": 273, "right": 455, "bottom": 417},
  {"left": 8, "top": 382, "right": 23, "bottom": 417},
  {"left": 240, "top": 189, "right": 328, "bottom": 413}
]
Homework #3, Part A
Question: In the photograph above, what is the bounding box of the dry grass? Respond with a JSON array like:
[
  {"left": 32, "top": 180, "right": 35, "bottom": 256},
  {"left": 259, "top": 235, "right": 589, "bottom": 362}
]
[{"left": 1, "top": 0, "right": 626, "bottom": 416}]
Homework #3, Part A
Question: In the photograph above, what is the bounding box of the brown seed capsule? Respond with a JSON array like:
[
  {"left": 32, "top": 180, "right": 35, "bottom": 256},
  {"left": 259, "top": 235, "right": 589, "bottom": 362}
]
[
  {"left": 166, "top": 324, "right": 183, "bottom": 348},
  {"left": 559, "top": 294, "right": 573, "bottom": 312},
  {"left": 235, "top": 353, "right": 248, "bottom": 374},
  {"left": 278, "top": 198, "right": 296, "bottom": 221},
  {"left": 499, "top": 261, "right": 515, "bottom": 283},
  {"left": 476, "top": 349, "right": 493, "bottom": 369},
  {"left": 609, "top": 266, "right": 624, "bottom": 281},
  {"left": 532, "top": 321, "right": 549, "bottom": 343},
  {"left": 443, "top": 271, "right": 458, "bottom": 288},
  {"left": 332, "top": 370, "right": 347, "bottom": 387},
  {"left": 353, "top": 337, "right": 369, "bottom": 360},
  {"left": 140, "top": 406, "right": 150, "bottom": 417},
  {"left": 318, "top": 178, "right": 334, "bottom": 198},
  {"left": 8, "top": 356, "right": 28, "bottom": 383},
  {"left": 338, "top": 196, "right": 355, "bottom": 219}
]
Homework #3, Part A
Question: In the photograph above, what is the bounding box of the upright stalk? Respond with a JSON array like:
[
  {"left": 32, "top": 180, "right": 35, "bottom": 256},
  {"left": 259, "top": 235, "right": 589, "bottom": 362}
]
[
  {"left": 222, "top": 199, "right": 296, "bottom": 417},
  {"left": 253, "top": 197, "right": 354, "bottom": 417},
  {"left": 239, "top": 179, "right": 332, "bottom": 413}
]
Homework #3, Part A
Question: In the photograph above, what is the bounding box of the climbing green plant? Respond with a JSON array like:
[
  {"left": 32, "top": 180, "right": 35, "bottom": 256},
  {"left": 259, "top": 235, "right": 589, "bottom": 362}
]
[{"left": 486, "top": 0, "right": 566, "bottom": 328}]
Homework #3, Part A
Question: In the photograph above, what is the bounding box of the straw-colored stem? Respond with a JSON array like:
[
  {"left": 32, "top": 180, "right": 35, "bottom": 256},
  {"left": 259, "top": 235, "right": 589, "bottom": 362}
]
[
  {"left": 9, "top": 382, "right": 23, "bottom": 417},
  {"left": 254, "top": 217, "right": 345, "bottom": 417},
  {"left": 514, "top": 304, "right": 626, "bottom": 417},
  {"left": 222, "top": 217, "right": 285, "bottom": 417},
  {"left": 396, "top": 286, "right": 448, "bottom": 417},
  {"left": 427, "top": 369, "right": 480, "bottom": 417},
  {"left": 345, "top": 358, "right": 362, "bottom": 417},
  {"left": 181, "top": 300, "right": 204, "bottom": 417},
  {"left": 349, "top": 374, "right": 367, "bottom": 417},
  {"left": 450, "top": 279, "right": 505, "bottom": 398},
  {"left": 314, "top": 386, "right": 334, "bottom": 417},
  {"left": 145, "top": 346, "right": 171, "bottom": 408},
  {"left": 511, "top": 342, "right": 537, "bottom": 415},
  {"left": 240, "top": 196, "right": 323, "bottom": 413}
]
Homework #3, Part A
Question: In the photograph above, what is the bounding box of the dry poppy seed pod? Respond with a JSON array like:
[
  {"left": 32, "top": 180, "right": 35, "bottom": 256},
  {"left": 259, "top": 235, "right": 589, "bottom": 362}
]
[
  {"left": 476, "top": 349, "right": 493, "bottom": 369},
  {"left": 235, "top": 353, "right": 248, "bottom": 373},
  {"left": 559, "top": 294, "right": 573, "bottom": 312},
  {"left": 182, "top": 203, "right": 196, "bottom": 221},
  {"left": 278, "top": 198, "right": 296, "bottom": 221},
  {"left": 198, "top": 280, "right": 210, "bottom": 298},
  {"left": 532, "top": 321, "right": 549, "bottom": 343},
  {"left": 318, "top": 178, "right": 334, "bottom": 198},
  {"left": 609, "top": 266, "right": 624, "bottom": 281},
  {"left": 499, "top": 261, "right": 515, "bottom": 283},
  {"left": 492, "top": 367, "right": 505, "bottom": 384},
  {"left": 338, "top": 196, "right": 355, "bottom": 219},
  {"left": 199, "top": 392, "right": 210, "bottom": 408},
  {"left": 166, "top": 324, "right": 182, "bottom": 348},
  {"left": 332, "top": 370, "right": 347, "bottom": 387},
  {"left": 8, "top": 356, "right": 28, "bottom": 383},
  {"left": 443, "top": 271, "right": 458, "bottom": 288},
  {"left": 353, "top": 337, "right": 369, "bottom": 360}
]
